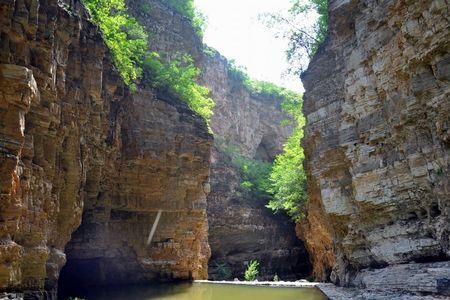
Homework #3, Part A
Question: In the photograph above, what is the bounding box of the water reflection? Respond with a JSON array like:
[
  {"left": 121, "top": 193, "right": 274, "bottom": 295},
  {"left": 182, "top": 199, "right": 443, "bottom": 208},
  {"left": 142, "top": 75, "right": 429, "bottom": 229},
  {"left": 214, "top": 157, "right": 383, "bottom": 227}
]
[{"left": 79, "top": 283, "right": 327, "bottom": 300}]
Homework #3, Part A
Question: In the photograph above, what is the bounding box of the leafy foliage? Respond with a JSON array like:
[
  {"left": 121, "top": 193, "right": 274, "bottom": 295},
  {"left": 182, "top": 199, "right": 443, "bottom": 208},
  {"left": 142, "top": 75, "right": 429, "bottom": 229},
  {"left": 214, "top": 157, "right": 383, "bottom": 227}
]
[
  {"left": 244, "top": 260, "right": 260, "bottom": 281},
  {"left": 290, "top": 0, "right": 328, "bottom": 56},
  {"left": 232, "top": 155, "right": 272, "bottom": 198},
  {"left": 246, "top": 80, "right": 300, "bottom": 104},
  {"left": 266, "top": 96, "right": 307, "bottom": 221},
  {"left": 262, "top": 0, "right": 329, "bottom": 74},
  {"left": 227, "top": 61, "right": 299, "bottom": 103},
  {"left": 227, "top": 60, "right": 250, "bottom": 83},
  {"left": 82, "top": 0, "right": 214, "bottom": 124},
  {"left": 216, "top": 136, "right": 272, "bottom": 198},
  {"left": 216, "top": 72, "right": 307, "bottom": 220},
  {"left": 143, "top": 53, "right": 214, "bottom": 123},
  {"left": 203, "top": 46, "right": 219, "bottom": 58},
  {"left": 165, "top": 0, "right": 206, "bottom": 37},
  {"left": 83, "top": 0, "right": 148, "bottom": 88}
]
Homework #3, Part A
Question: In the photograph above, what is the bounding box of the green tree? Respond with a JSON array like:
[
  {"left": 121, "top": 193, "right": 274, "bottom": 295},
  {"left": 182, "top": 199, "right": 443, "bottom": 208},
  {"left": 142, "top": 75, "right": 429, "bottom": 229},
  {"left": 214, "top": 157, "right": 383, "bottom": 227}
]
[
  {"left": 262, "top": 0, "right": 328, "bottom": 74},
  {"left": 266, "top": 96, "right": 308, "bottom": 221},
  {"left": 244, "top": 260, "right": 260, "bottom": 281}
]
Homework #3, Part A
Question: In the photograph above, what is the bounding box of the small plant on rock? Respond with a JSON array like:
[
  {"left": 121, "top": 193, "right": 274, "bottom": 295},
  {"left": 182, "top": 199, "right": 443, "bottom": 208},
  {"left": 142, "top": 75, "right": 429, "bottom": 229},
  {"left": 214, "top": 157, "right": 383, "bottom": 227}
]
[{"left": 244, "top": 260, "right": 260, "bottom": 281}]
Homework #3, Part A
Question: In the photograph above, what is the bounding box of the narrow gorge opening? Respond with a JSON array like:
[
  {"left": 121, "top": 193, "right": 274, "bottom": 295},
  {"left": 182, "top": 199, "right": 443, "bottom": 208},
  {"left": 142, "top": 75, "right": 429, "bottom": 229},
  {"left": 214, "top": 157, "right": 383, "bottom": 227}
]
[
  {"left": 4, "top": 0, "right": 449, "bottom": 299},
  {"left": 0, "top": 0, "right": 318, "bottom": 297},
  {"left": 54, "top": 0, "right": 317, "bottom": 295}
]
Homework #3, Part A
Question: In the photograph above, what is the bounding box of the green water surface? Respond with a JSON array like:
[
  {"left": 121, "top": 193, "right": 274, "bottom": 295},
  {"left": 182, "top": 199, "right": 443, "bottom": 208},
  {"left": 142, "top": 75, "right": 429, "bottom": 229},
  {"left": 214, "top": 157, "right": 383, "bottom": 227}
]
[{"left": 79, "top": 283, "right": 327, "bottom": 300}]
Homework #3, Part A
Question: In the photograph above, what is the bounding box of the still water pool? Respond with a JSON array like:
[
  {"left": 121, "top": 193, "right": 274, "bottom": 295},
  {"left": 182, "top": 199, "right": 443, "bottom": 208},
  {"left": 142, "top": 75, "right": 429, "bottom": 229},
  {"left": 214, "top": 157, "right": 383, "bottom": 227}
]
[{"left": 74, "top": 283, "right": 327, "bottom": 300}]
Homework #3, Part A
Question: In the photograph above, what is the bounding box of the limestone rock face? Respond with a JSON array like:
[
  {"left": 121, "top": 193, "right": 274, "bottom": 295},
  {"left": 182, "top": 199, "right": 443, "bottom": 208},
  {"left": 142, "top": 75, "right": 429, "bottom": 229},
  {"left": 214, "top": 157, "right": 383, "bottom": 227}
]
[
  {"left": 201, "top": 53, "right": 292, "bottom": 159},
  {"left": 126, "top": 0, "right": 203, "bottom": 62},
  {"left": 301, "top": 0, "right": 450, "bottom": 295},
  {"left": 0, "top": 0, "right": 211, "bottom": 295},
  {"left": 127, "top": 0, "right": 312, "bottom": 280},
  {"left": 201, "top": 53, "right": 311, "bottom": 280}
]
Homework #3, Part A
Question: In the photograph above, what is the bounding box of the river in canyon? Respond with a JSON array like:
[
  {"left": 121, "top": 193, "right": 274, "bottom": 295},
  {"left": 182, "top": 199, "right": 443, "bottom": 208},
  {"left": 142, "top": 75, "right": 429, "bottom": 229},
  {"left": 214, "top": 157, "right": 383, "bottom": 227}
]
[{"left": 60, "top": 283, "right": 327, "bottom": 300}]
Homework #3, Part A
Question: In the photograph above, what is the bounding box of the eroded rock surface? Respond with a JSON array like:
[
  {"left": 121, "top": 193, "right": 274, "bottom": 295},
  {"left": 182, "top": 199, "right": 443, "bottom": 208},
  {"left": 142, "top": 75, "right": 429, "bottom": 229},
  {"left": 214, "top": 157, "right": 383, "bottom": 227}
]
[
  {"left": 0, "top": 0, "right": 211, "bottom": 296},
  {"left": 300, "top": 0, "right": 450, "bottom": 297},
  {"left": 127, "top": 0, "right": 312, "bottom": 280},
  {"left": 201, "top": 53, "right": 311, "bottom": 280}
]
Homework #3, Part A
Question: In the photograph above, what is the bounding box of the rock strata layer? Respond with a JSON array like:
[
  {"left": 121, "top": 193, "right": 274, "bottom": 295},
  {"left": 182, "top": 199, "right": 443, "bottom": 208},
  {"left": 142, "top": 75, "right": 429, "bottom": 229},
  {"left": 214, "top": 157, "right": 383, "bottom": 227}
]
[
  {"left": 127, "top": 0, "right": 312, "bottom": 280},
  {"left": 0, "top": 0, "right": 211, "bottom": 296},
  {"left": 201, "top": 53, "right": 312, "bottom": 280},
  {"left": 300, "top": 0, "right": 450, "bottom": 297}
]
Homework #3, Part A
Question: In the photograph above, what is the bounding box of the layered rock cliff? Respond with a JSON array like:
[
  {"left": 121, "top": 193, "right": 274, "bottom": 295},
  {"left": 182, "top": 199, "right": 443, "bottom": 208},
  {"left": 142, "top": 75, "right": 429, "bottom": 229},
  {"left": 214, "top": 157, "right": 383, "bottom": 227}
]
[
  {"left": 0, "top": 0, "right": 211, "bottom": 297},
  {"left": 127, "top": 0, "right": 312, "bottom": 280},
  {"left": 300, "top": 0, "right": 450, "bottom": 297},
  {"left": 201, "top": 53, "right": 311, "bottom": 280}
]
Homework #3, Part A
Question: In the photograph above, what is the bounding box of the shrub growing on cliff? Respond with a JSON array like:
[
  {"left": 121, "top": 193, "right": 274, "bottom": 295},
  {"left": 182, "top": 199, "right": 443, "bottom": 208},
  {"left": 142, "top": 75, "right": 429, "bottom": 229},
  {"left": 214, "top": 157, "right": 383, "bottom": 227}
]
[
  {"left": 262, "top": 0, "right": 328, "bottom": 74},
  {"left": 266, "top": 96, "right": 308, "bottom": 221},
  {"left": 82, "top": 0, "right": 214, "bottom": 124},
  {"left": 203, "top": 46, "right": 219, "bottom": 58},
  {"left": 244, "top": 260, "right": 260, "bottom": 281},
  {"left": 232, "top": 155, "right": 272, "bottom": 198},
  {"left": 227, "top": 60, "right": 250, "bottom": 83},
  {"left": 246, "top": 80, "right": 300, "bottom": 103},
  {"left": 226, "top": 61, "right": 299, "bottom": 103},
  {"left": 143, "top": 53, "right": 214, "bottom": 123},
  {"left": 83, "top": 0, "right": 148, "bottom": 87}
]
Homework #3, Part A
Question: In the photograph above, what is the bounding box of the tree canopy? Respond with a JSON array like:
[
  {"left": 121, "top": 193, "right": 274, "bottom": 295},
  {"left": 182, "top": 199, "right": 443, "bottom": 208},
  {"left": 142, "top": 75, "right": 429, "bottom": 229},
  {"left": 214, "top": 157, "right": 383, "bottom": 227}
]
[{"left": 262, "top": 0, "right": 328, "bottom": 74}]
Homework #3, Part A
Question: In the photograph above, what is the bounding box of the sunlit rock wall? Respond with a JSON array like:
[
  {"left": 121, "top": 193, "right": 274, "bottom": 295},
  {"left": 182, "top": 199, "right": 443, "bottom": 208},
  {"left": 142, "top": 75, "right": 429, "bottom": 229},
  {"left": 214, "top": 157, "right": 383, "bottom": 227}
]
[
  {"left": 300, "top": 0, "right": 450, "bottom": 296},
  {"left": 200, "top": 52, "right": 312, "bottom": 280},
  {"left": 127, "top": 0, "right": 312, "bottom": 280},
  {"left": 0, "top": 0, "right": 211, "bottom": 296}
]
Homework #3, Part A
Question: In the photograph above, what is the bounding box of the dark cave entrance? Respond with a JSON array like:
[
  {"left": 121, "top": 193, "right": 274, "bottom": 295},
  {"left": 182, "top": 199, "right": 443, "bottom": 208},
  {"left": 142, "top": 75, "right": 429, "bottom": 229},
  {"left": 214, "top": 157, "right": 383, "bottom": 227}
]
[{"left": 56, "top": 213, "right": 149, "bottom": 299}]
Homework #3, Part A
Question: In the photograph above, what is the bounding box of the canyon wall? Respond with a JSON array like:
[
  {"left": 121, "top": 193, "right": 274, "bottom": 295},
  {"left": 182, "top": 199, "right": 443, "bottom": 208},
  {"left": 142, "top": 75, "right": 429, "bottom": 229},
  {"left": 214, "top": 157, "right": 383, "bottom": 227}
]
[
  {"left": 300, "top": 0, "right": 450, "bottom": 296},
  {"left": 200, "top": 53, "right": 311, "bottom": 280},
  {"left": 128, "top": 0, "right": 312, "bottom": 280},
  {"left": 0, "top": 0, "right": 211, "bottom": 297}
]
